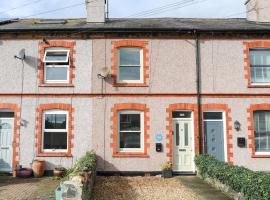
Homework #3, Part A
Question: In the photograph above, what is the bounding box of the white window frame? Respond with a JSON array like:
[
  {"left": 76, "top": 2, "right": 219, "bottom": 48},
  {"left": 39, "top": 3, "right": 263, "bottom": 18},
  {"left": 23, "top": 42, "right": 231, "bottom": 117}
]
[
  {"left": 43, "top": 49, "right": 70, "bottom": 84},
  {"left": 253, "top": 110, "right": 270, "bottom": 155},
  {"left": 43, "top": 49, "right": 70, "bottom": 63},
  {"left": 42, "top": 110, "right": 68, "bottom": 153},
  {"left": 117, "top": 47, "right": 144, "bottom": 84},
  {"left": 117, "top": 110, "right": 144, "bottom": 153},
  {"left": 250, "top": 48, "right": 270, "bottom": 86}
]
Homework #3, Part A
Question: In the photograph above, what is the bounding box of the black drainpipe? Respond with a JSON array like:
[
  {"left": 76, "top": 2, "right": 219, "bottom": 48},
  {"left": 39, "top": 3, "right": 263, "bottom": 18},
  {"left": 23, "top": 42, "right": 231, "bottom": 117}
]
[{"left": 194, "top": 30, "right": 203, "bottom": 154}]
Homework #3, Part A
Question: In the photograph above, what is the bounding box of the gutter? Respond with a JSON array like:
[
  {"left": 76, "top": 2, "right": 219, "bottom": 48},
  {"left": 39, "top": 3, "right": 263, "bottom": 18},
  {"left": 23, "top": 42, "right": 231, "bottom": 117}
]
[{"left": 194, "top": 30, "right": 203, "bottom": 154}]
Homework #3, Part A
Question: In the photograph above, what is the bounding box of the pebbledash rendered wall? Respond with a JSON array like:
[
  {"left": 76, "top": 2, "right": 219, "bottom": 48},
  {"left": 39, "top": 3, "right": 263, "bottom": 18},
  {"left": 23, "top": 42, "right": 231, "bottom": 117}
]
[
  {"left": 91, "top": 38, "right": 270, "bottom": 172},
  {"left": 0, "top": 40, "right": 93, "bottom": 170}
]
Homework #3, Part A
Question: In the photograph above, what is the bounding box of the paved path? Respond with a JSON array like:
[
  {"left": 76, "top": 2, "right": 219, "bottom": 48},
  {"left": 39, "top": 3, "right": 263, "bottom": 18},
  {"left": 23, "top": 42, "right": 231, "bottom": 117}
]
[
  {"left": 179, "top": 176, "right": 232, "bottom": 200},
  {"left": 0, "top": 176, "right": 59, "bottom": 200},
  {"left": 92, "top": 176, "right": 199, "bottom": 200}
]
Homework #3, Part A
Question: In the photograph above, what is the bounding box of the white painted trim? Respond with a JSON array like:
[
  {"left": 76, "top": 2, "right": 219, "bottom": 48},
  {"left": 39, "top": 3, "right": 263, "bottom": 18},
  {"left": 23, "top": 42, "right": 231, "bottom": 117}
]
[
  {"left": 117, "top": 47, "right": 144, "bottom": 84},
  {"left": 172, "top": 111, "right": 195, "bottom": 173},
  {"left": 42, "top": 110, "right": 68, "bottom": 153},
  {"left": 44, "top": 64, "right": 70, "bottom": 84},
  {"left": 43, "top": 49, "right": 70, "bottom": 63},
  {"left": 117, "top": 110, "right": 144, "bottom": 153}
]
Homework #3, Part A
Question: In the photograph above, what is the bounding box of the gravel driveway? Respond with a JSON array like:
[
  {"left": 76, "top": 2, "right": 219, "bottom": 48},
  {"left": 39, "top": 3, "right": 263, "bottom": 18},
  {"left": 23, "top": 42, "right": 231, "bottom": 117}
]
[{"left": 92, "top": 176, "right": 198, "bottom": 200}]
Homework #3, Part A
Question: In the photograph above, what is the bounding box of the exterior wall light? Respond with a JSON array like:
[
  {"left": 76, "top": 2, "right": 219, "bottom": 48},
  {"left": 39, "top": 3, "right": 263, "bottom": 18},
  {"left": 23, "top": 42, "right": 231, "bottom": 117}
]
[{"left": 234, "top": 120, "right": 241, "bottom": 131}]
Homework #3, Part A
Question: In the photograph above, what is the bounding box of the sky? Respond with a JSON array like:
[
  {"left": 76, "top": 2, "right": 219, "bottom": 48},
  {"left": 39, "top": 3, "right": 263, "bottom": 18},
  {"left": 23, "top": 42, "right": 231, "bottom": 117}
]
[{"left": 0, "top": 0, "right": 246, "bottom": 19}]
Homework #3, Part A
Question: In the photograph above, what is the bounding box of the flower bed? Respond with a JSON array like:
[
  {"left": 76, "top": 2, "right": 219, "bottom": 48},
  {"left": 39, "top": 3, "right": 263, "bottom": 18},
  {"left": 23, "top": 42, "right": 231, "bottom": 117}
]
[{"left": 195, "top": 154, "right": 270, "bottom": 200}]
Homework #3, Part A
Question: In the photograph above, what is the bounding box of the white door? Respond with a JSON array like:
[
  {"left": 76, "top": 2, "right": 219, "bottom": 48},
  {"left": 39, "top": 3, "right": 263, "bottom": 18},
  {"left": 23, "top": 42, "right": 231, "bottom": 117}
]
[
  {"left": 0, "top": 116, "right": 14, "bottom": 172},
  {"left": 172, "top": 119, "right": 193, "bottom": 172}
]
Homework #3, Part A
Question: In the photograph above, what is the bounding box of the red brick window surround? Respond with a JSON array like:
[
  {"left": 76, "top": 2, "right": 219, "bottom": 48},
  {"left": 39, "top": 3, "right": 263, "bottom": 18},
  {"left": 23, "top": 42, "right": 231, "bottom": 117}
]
[
  {"left": 36, "top": 103, "right": 74, "bottom": 157},
  {"left": 243, "top": 41, "right": 270, "bottom": 88},
  {"left": 111, "top": 40, "right": 150, "bottom": 87},
  {"left": 38, "top": 41, "right": 76, "bottom": 87},
  {"left": 247, "top": 104, "right": 270, "bottom": 158},
  {"left": 110, "top": 103, "right": 150, "bottom": 157},
  {"left": 201, "top": 104, "right": 233, "bottom": 165},
  {"left": 0, "top": 103, "right": 20, "bottom": 172},
  {"left": 166, "top": 104, "right": 199, "bottom": 162}
]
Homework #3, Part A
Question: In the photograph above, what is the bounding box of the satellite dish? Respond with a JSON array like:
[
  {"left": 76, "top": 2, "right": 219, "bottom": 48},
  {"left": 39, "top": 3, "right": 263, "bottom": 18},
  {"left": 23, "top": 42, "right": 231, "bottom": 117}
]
[
  {"left": 97, "top": 67, "right": 111, "bottom": 79},
  {"left": 14, "top": 49, "right": 26, "bottom": 60}
]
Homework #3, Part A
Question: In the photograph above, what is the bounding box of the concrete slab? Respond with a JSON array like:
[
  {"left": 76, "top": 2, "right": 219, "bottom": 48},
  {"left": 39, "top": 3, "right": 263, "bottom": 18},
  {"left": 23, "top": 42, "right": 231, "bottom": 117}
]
[{"left": 178, "top": 176, "right": 232, "bottom": 200}]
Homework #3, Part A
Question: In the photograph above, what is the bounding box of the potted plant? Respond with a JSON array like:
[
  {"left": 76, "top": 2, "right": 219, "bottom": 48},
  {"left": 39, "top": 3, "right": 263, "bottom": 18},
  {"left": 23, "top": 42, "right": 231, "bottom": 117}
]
[
  {"left": 53, "top": 165, "right": 67, "bottom": 178},
  {"left": 161, "top": 161, "right": 173, "bottom": 178}
]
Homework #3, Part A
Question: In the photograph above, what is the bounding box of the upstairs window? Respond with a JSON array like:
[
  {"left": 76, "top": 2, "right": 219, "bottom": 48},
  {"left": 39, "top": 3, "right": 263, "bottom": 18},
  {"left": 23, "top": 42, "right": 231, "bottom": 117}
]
[
  {"left": 42, "top": 110, "right": 68, "bottom": 152},
  {"left": 43, "top": 49, "right": 70, "bottom": 83},
  {"left": 250, "top": 48, "right": 270, "bottom": 84},
  {"left": 117, "top": 47, "right": 143, "bottom": 83},
  {"left": 254, "top": 111, "right": 270, "bottom": 154}
]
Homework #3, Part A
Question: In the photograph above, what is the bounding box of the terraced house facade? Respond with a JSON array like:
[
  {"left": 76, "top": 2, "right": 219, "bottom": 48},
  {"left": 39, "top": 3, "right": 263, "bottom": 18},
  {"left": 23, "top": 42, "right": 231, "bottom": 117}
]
[{"left": 1, "top": 0, "right": 270, "bottom": 175}]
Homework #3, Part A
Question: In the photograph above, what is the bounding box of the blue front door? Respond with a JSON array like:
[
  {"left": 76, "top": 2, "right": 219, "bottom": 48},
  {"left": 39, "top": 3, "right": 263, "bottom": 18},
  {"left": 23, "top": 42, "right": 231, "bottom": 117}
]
[{"left": 204, "top": 112, "right": 225, "bottom": 162}]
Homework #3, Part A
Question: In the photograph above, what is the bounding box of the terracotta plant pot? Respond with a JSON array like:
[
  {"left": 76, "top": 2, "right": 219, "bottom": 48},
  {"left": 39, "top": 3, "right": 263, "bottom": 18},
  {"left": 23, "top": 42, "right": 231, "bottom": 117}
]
[
  {"left": 16, "top": 168, "right": 33, "bottom": 178},
  {"left": 32, "top": 160, "right": 45, "bottom": 178},
  {"left": 53, "top": 169, "right": 66, "bottom": 178}
]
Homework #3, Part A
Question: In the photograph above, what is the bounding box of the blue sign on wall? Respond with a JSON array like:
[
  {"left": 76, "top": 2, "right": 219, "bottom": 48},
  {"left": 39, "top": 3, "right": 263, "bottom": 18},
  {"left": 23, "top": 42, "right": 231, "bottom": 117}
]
[{"left": 155, "top": 134, "right": 163, "bottom": 141}]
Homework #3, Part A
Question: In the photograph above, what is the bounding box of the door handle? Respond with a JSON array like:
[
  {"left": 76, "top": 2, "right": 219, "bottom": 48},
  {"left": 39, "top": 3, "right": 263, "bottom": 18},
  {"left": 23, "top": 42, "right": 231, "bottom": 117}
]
[
  {"left": 179, "top": 149, "right": 186, "bottom": 152},
  {"left": 1, "top": 147, "right": 9, "bottom": 149}
]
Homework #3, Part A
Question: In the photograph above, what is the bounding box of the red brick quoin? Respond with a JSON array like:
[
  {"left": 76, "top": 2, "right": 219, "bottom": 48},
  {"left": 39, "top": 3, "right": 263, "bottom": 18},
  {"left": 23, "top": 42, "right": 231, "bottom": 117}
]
[
  {"left": 35, "top": 103, "right": 74, "bottom": 157},
  {"left": 243, "top": 41, "right": 270, "bottom": 88},
  {"left": 111, "top": 40, "right": 150, "bottom": 87},
  {"left": 38, "top": 41, "right": 76, "bottom": 87},
  {"left": 110, "top": 103, "right": 150, "bottom": 157},
  {"left": 247, "top": 104, "right": 270, "bottom": 158},
  {"left": 0, "top": 103, "right": 20, "bottom": 173}
]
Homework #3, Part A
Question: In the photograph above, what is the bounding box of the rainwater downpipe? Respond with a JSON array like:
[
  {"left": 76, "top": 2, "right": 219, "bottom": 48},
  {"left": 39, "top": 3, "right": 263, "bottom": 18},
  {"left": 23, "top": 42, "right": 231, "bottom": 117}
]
[{"left": 194, "top": 30, "right": 203, "bottom": 154}]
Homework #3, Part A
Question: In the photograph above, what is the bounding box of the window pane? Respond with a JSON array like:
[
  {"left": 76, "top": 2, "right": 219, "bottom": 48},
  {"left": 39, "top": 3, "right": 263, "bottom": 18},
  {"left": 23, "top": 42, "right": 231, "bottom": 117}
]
[
  {"left": 184, "top": 123, "right": 189, "bottom": 146},
  {"left": 120, "top": 132, "right": 141, "bottom": 148},
  {"left": 43, "top": 132, "right": 67, "bottom": 150},
  {"left": 120, "top": 114, "right": 140, "bottom": 131},
  {"left": 176, "top": 123, "right": 179, "bottom": 146},
  {"left": 46, "top": 67, "right": 68, "bottom": 81},
  {"left": 172, "top": 111, "right": 191, "bottom": 119},
  {"left": 203, "top": 112, "right": 223, "bottom": 120},
  {"left": 45, "top": 114, "right": 66, "bottom": 129},
  {"left": 119, "top": 48, "right": 140, "bottom": 66},
  {"left": 0, "top": 112, "right": 14, "bottom": 118},
  {"left": 250, "top": 49, "right": 270, "bottom": 65},
  {"left": 45, "top": 51, "right": 69, "bottom": 62},
  {"left": 254, "top": 111, "right": 270, "bottom": 152},
  {"left": 119, "top": 66, "right": 140, "bottom": 81}
]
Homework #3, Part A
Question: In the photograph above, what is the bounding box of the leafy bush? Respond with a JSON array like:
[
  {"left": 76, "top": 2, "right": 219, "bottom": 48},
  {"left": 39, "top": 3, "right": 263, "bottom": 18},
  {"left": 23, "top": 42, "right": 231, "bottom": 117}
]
[
  {"left": 64, "top": 151, "right": 96, "bottom": 179},
  {"left": 195, "top": 154, "right": 270, "bottom": 200},
  {"left": 161, "top": 161, "right": 172, "bottom": 170}
]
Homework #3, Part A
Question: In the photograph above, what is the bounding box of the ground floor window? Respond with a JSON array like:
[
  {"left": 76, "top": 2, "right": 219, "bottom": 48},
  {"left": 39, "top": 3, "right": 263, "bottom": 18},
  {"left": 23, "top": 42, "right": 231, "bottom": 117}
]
[
  {"left": 42, "top": 110, "right": 68, "bottom": 152},
  {"left": 118, "top": 110, "right": 144, "bottom": 152},
  {"left": 254, "top": 111, "right": 270, "bottom": 153}
]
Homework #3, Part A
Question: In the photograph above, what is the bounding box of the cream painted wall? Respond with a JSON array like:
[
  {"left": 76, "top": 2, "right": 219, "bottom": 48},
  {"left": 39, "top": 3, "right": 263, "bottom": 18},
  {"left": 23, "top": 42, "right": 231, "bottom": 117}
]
[
  {"left": 0, "top": 97, "right": 93, "bottom": 170},
  {"left": 0, "top": 40, "right": 93, "bottom": 93}
]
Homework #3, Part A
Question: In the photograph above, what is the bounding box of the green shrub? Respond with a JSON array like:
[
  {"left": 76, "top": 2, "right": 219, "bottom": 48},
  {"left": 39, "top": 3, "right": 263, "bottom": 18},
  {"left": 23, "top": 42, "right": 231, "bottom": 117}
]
[
  {"left": 64, "top": 150, "right": 96, "bottom": 179},
  {"left": 195, "top": 154, "right": 270, "bottom": 200}
]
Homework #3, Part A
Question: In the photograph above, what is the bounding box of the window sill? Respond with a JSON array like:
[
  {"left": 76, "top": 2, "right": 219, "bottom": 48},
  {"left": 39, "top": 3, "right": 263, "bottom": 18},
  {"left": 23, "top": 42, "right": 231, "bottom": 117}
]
[
  {"left": 37, "top": 152, "right": 72, "bottom": 157},
  {"left": 113, "top": 153, "right": 149, "bottom": 158},
  {"left": 113, "top": 83, "right": 148, "bottom": 87},
  {"left": 39, "top": 84, "right": 74, "bottom": 88},
  {"left": 252, "top": 154, "right": 270, "bottom": 158}
]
